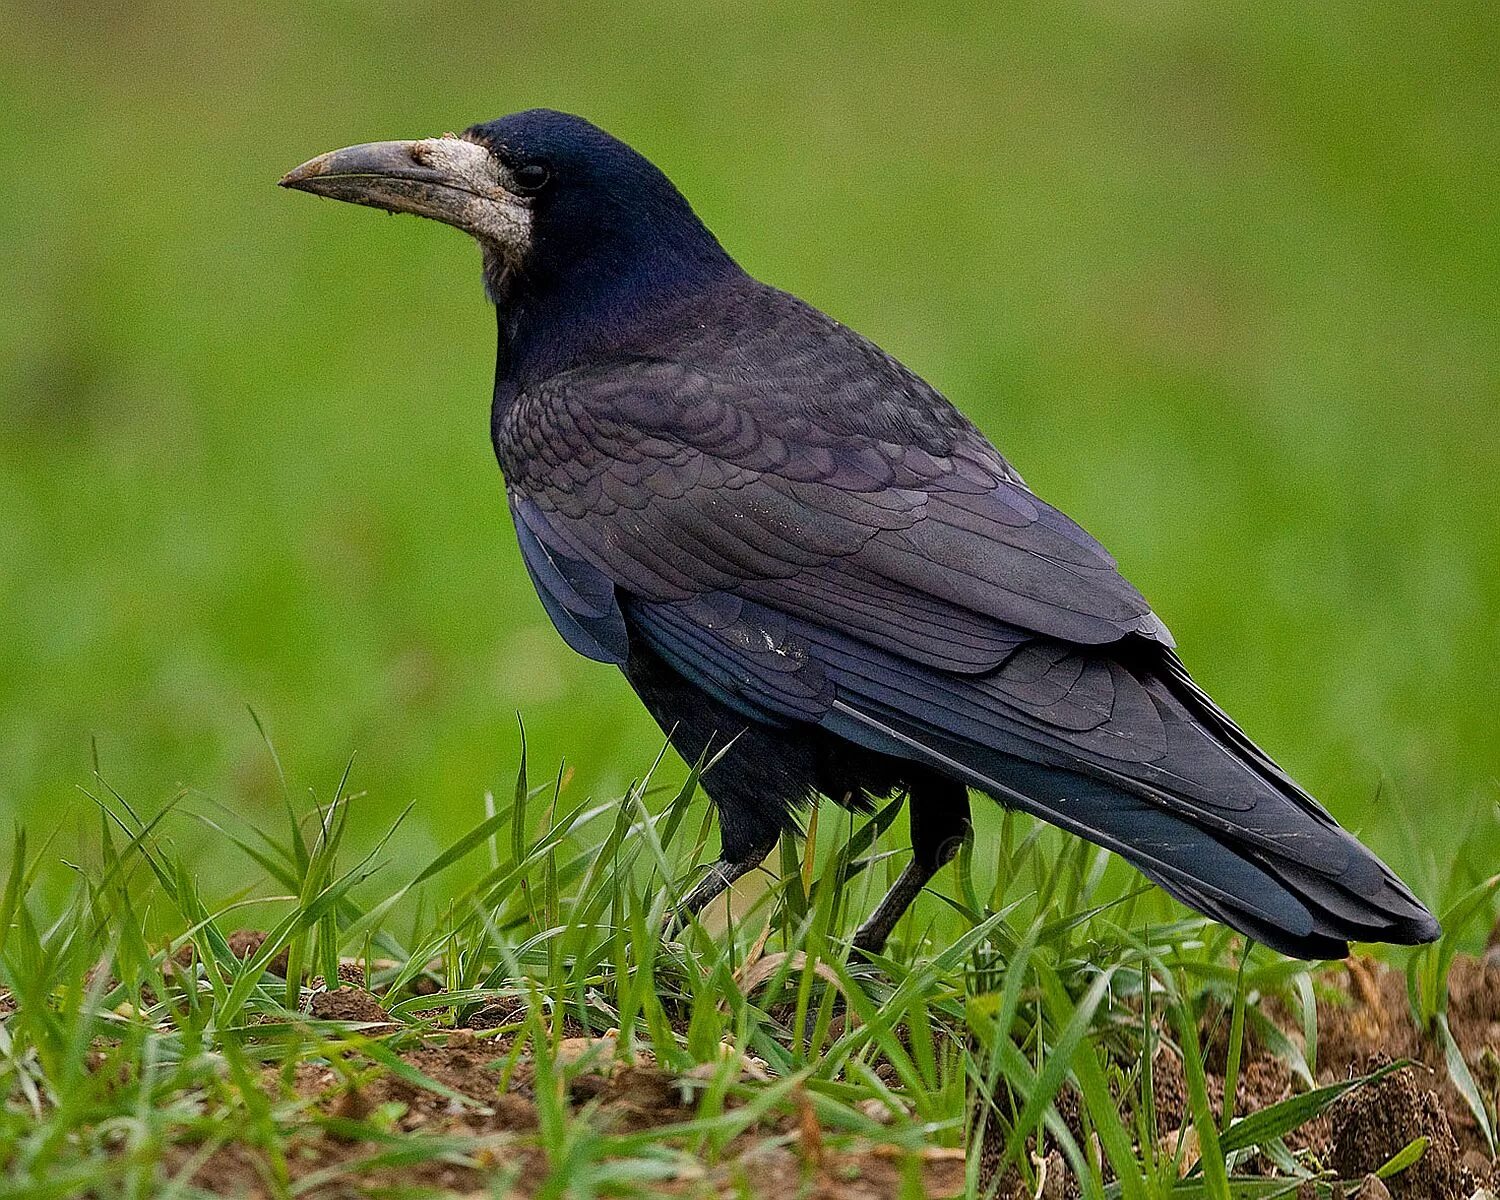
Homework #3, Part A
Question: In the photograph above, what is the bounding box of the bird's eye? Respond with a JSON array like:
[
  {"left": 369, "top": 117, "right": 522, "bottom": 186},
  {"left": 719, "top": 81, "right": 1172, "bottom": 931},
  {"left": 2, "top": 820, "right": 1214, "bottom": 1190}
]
[{"left": 511, "top": 163, "right": 550, "bottom": 193}]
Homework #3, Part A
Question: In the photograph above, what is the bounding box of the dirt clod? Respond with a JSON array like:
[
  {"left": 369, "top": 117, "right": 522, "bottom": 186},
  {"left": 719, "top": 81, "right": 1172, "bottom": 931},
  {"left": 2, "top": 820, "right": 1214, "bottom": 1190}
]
[
  {"left": 326, "top": 1084, "right": 373, "bottom": 1132},
  {"left": 308, "top": 986, "right": 389, "bottom": 1024},
  {"left": 1352, "top": 1174, "right": 1393, "bottom": 1200},
  {"left": 226, "top": 929, "right": 289, "bottom": 979},
  {"left": 467, "top": 998, "right": 529, "bottom": 1029},
  {"left": 1327, "top": 1057, "right": 1469, "bottom": 1200},
  {"left": 567, "top": 1071, "right": 611, "bottom": 1103}
]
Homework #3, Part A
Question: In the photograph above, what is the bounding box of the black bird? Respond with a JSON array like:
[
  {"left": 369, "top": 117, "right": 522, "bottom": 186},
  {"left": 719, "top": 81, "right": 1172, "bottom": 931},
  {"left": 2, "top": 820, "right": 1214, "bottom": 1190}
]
[{"left": 281, "top": 109, "right": 1440, "bottom": 959}]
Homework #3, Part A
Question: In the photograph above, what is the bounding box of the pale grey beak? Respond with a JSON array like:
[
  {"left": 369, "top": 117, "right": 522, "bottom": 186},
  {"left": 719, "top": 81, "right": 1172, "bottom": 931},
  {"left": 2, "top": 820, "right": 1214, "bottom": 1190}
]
[{"left": 280, "top": 137, "right": 531, "bottom": 248}]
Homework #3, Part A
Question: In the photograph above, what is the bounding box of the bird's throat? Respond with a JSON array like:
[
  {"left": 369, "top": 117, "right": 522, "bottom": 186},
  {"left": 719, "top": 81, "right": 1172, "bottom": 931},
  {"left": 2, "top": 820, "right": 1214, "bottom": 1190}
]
[{"left": 485, "top": 232, "right": 740, "bottom": 390}]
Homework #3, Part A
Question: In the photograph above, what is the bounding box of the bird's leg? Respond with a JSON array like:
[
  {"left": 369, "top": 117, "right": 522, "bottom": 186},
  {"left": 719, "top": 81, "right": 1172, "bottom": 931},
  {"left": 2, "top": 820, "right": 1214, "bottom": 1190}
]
[
  {"left": 851, "top": 861, "right": 943, "bottom": 957},
  {"left": 665, "top": 802, "right": 781, "bottom": 935},
  {"left": 673, "top": 847, "right": 773, "bottom": 920},
  {"left": 852, "top": 778, "right": 971, "bottom": 957}
]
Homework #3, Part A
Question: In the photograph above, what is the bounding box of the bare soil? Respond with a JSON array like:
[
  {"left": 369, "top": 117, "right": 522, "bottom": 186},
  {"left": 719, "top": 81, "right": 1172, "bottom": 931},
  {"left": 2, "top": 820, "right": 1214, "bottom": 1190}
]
[{"left": 1149, "top": 955, "right": 1499, "bottom": 1200}]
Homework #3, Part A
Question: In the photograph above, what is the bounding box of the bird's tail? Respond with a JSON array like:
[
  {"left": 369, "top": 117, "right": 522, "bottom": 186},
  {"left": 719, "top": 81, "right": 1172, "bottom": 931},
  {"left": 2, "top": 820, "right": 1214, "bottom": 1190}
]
[
  {"left": 831, "top": 657, "right": 1440, "bottom": 960},
  {"left": 632, "top": 589, "right": 1439, "bottom": 958},
  {"left": 981, "top": 745, "right": 1433, "bottom": 959}
]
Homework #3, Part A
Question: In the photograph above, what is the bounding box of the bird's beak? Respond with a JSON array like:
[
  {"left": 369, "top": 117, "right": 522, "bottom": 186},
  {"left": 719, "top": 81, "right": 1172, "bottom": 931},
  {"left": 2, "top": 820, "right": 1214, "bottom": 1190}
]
[{"left": 279, "top": 137, "right": 530, "bottom": 247}]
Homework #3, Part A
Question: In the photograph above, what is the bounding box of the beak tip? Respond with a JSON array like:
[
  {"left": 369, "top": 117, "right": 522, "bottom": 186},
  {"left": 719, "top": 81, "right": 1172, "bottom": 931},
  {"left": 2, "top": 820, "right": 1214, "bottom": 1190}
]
[{"left": 278, "top": 161, "right": 321, "bottom": 189}]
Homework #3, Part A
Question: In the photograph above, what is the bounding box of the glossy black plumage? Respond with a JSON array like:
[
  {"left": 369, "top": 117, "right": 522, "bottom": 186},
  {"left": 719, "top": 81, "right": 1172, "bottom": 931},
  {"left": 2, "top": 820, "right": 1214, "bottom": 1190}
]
[{"left": 290, "top": 109, "right": 1441, "bottom": 958}]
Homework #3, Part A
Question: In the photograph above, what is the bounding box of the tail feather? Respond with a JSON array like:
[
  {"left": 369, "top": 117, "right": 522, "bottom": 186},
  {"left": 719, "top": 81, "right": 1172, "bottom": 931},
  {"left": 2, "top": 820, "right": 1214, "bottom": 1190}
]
[
  {"left": 1150, "top": 651, "right": 1438, "bottom": 939},
  {"left": 1146, "top": 874, "right": 1350, "bottom": 961},
  {"left": 832, "top": 696, "right": 1440, "bottom": 959}
]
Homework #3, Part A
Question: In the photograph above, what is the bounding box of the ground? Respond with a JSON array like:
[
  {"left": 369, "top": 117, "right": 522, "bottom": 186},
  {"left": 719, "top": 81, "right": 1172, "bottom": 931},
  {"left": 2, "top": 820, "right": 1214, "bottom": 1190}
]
[
  {"left": 9, "top": 915, "right": 1499, "bottom": 1198},
  {"left": 2, "top": 770, "right": 1496, "bottom": 1199}
]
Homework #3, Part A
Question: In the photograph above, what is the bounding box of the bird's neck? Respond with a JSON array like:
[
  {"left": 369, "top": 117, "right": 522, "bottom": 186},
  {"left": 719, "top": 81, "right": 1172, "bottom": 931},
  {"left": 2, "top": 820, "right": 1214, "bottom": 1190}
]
[{"left": 487, "top": 227, "right": 741, "bottom": 391}]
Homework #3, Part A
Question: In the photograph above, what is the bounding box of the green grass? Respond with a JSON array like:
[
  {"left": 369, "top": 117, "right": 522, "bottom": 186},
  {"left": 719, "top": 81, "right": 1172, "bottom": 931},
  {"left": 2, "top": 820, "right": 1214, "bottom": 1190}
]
[{"left": 2, "top": 739, "right": 1494, "bottom": 1197}]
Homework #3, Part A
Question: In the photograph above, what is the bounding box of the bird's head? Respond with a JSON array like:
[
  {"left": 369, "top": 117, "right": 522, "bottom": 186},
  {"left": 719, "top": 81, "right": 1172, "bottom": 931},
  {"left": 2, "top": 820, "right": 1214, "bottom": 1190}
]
[{"left": 281, "top": 109, "right": 737, "bottom": 369}]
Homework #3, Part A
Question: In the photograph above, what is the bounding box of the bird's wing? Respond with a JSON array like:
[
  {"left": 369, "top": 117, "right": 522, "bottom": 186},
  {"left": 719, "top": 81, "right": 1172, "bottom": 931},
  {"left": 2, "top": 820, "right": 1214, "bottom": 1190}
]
[
  {"left": 501, "top": 332, "right": 1213, "bottom": 787},
  {"left": 510, "top": 493, "right": 631, "bottom": 664},
  {"left": 499, "top": 308, "right": 1172, "bottom": 677}
]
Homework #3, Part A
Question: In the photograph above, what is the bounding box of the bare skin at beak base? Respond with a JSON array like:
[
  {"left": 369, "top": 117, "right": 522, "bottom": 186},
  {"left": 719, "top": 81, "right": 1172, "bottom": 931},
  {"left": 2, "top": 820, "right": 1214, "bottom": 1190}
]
[{"left": 279, "top": 137, "right": 531, "bottom": 246}]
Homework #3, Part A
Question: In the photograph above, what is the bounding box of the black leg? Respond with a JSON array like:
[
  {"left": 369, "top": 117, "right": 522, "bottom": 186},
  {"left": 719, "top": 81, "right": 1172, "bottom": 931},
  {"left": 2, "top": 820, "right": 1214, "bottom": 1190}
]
[
  {"left": 622, "top": 646, "right": 808, "bottom": 935},
  {"left": 671, "top": 832, "right": 780, "bottom": 923},
  {"left": 619, "top": 643, "right": 976, "bottom": 951},
  {"left": 668, "top": 755, "right": 787, "bottom": 928},
  {"left": 853, "top": 775, "right": 971, "bottom": 956}
]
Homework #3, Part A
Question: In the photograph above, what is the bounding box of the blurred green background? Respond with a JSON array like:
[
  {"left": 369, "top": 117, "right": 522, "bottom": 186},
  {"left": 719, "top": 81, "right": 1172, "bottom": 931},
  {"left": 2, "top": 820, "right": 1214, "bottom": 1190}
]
[{"left": 2, "top": 2, "right": 1496, "bottom": 902}]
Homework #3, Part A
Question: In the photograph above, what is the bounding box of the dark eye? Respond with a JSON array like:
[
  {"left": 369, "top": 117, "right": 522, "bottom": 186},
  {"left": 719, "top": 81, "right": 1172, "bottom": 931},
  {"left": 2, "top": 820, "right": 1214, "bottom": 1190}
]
[{"left": 511, "top": 162, "right": 550, "bottom": 193}]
